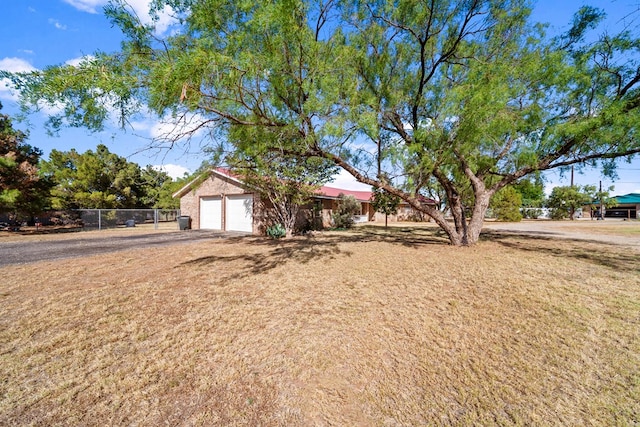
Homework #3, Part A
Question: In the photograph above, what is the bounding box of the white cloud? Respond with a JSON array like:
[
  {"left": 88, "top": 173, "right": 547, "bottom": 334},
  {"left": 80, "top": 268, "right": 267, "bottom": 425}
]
[
  {"left": 329, "top": 169, "right": 372, "bottom": 191},
  {"left": 62, "top": 0, "right": 177, "bottom": 35},
  {"left": 126, "top": 0, "right": 177, "bottom": 35},
  {"left": 129, "top": 118, "right": 153, "bottom": 133},
  {"left": 153, "top": 164, "right": 191, "bottom": 179},
  {"left": 0, "top": 58, "right": 64, "bottom": 117},
  {"left": 61, "top": 0, "right": 106, "bottom": 14},
  {"left": 0, "top": 57, "right": 36, "bottom": 102},
  {"left": 65, "top": 55, "right": 95, "bottom": 67},
  {"left": 0, "top": 57, "right": 35, "bottom": 73},
  {"left": 0, "top": 82, "right": 18, "bottom": 102},
  {"left": 36, "top": 100, "right": 66, "bottom": 117},
  {"left": 148, "top": 112, "right": 210, "bottom": 141},
  {"left": 49, "top": 19, "right": 68, "bottom": 30}
]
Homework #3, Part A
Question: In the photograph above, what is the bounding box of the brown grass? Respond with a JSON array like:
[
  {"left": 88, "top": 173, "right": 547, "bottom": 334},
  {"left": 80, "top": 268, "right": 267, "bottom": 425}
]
[
  {"left": 554, "top": 222, "right": 640, "bottom": 237},
  {"left": 1, "top": 225, "right": 639, "bottom": 425}
]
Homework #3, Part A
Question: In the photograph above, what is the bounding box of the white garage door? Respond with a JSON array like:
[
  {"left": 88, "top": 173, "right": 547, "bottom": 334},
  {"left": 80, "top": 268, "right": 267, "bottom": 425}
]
[
  {"left": 225, "top": 194, "right": 253, "bottom": 232},
  {"left": 200, "top": 196, "right": 222, "bottom": 230}
]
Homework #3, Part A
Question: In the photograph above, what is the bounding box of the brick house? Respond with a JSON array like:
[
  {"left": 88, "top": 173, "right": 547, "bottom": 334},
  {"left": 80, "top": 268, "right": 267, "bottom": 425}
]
[
  {"left": 173, "top": 168, "right": 433, "bottom": 233},
  {"left": 173, "top": 168, "right": 258, "bottom": 232}
]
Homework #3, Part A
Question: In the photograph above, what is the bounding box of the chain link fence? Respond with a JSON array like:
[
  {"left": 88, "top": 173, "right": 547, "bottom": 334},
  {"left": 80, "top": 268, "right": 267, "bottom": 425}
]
[{"left": 25, "top": 209, "right": 180, "bottom": 231}]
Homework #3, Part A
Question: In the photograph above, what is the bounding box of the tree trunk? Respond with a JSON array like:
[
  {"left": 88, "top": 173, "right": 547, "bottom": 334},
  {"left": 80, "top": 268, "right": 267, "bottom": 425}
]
[
  {"left": 282, "top": 206, "right": 298, "bottom": 238},
  {"left": 420, "top": 208, "right": 465, "bottom": 246},
  {"left": 421, "top": 190, "right": 493, "bottom": 247},
  {"left": 466, "top": 192, "right": 492, "bottom": 245},
  {"left": 318, "top": 154, "right": 492, "bottom": 247},
  {"left": 271, "top": 199, "right": 298, "bottom": 238}
]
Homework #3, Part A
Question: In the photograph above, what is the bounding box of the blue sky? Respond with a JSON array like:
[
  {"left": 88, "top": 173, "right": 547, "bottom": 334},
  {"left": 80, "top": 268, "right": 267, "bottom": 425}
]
[{"left": 0, "top": 0, "right": 639, "bottom": 194}]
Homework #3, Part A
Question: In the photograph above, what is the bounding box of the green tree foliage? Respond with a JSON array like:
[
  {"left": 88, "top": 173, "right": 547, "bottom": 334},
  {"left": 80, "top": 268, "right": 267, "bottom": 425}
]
[
  {"left": 583, "top": 184, "right": 618, "bottom": 218},
  {"left": 546, "top": 185, "right": 593, "bottom": 220},
  {"left": 4, "top": 1, "right": 640, "bottom": 245},
  {"left": 371, "top": 188, "right": 401, "bottom": 228},
  {"left": 40, "top": 144, "right": 146, "bottom": 209},
  {"left": 513, "top": 175, "right": 546, "bottom": 208},
  {"left": 332, "top": 194, "right": 361, "bottom": 229},
  {"left": 230, "top": 143, "right": 338, "bottom": 237},
  {"left": 490, "top": 186, "right": 523, "bottom": 222},
  {"left": 139, "top": 165, "right": 181, "bottom": 209},
  {"left": 0, "top": 103, "right": 51, "bottom": 217},
  {"left": 512, "top": 174, "right": 545, "bottom": 218}
]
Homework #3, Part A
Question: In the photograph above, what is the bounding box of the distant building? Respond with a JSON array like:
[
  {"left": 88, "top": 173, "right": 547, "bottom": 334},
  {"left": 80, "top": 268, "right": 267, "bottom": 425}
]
[{"left": 583, "top": 193, "right": 640, "bottom": 219}]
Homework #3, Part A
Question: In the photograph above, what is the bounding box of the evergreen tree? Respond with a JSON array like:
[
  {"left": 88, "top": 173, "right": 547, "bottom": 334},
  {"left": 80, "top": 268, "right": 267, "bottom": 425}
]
[
  {"left": 490, "top": 186, "right": 523, "bottom": 222},
  {"left": 0, "top": 102, "right": 51, "bottom": 218},
  {"left": 41, "top": 144, "right": 146, "bottom": 209}
]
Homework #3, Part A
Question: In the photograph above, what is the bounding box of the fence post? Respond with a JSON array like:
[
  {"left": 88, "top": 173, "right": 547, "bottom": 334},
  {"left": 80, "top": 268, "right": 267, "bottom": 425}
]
[
  {"left": 154, "top": 209, "right": 158, "bottom": 230},
  {"left": 98, "top": 209, "right": 102, "bottom": 230}
]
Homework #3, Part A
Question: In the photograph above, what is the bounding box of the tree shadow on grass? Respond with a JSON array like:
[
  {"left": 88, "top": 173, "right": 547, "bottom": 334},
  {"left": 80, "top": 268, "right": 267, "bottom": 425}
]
[
  {"left": 177, "top": 226, "right": 449, "bottom": 282},
  {"left": 351, "top": 224, "right": 452, "bottom": 246},
  {"left": 482, "top": 230, "right": 640, "bottom": 274},
  {"left": 179, "top": 238, "right": 345, "bottom": 277}
]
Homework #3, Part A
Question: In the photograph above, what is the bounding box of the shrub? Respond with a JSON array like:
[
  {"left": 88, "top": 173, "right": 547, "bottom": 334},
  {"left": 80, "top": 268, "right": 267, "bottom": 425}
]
[
  {"left": 550, "top": 207, "right": 568, "bottom": 220},
  {"left": 521, "top": 207, "right": 543, "bottom": 219},
  {"left": 266, "top": 223, "right": 286, "bottom": 239},
  {"left": 490, "top": 186, "right": 522, "bottom": 222},
  {"left": 332, "top": 194, "right": 361, "bottom": 229}
]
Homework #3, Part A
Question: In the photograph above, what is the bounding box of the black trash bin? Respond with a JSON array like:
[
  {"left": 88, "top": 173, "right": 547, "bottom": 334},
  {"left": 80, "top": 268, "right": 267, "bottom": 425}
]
[{"left": 178, "top": 216, "right": 191, "bottom": 230}]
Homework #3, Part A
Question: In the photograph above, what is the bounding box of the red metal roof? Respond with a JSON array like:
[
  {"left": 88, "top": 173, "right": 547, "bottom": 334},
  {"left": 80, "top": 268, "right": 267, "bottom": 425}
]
[
  {"left": 316, "top": 186, "right": 373, "bottom": 202},
  {"left": 215, "top": 168, "right": 375, "bottom": 202}
]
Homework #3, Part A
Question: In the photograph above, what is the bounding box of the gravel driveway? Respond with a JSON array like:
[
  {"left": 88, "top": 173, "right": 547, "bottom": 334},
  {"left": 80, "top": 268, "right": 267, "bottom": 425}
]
[
  {"left": 481, "top": 220, "right": 640, "bottom": 250},
  {"left": 0, "top": 230, "right": 246, "bottom": 267}
]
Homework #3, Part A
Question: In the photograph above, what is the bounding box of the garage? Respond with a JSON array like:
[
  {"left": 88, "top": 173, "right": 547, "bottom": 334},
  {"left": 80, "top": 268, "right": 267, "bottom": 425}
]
[
  {"left": 200, "top": 196, "right": 222, "bottom": 230},
  {"left": 225, "top": 194, "right": 254, "bottom": 232}
]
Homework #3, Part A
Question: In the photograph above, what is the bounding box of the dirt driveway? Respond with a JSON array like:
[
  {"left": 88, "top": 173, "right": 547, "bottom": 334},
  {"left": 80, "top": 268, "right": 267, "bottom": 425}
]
[
  {"left": 0, "top": 230, "right": 247, "bottom": 267},
  {"left": 481, "top": 219, "right": 640, "bottom": 250}
]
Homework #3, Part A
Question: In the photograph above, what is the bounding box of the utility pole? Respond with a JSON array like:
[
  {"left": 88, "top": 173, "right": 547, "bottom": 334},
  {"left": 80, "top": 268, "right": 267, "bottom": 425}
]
[
  {"left": 599, "top": 180, "right": 604, "bottom": 220},
  {"left": 570, "top": 165, "right": 575, "bottom": 220},
  {"left": 571, "top": 165, "right": 574, "bottom": 187}
]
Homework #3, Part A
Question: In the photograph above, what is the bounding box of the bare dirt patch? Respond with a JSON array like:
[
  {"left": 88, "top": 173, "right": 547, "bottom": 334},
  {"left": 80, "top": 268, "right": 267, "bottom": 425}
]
[{"left": 1, "top": 226, "right": 638, "bottom": 425}]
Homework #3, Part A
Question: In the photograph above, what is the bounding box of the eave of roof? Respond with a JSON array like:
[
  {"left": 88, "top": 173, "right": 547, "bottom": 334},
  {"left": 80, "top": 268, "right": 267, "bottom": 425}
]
[
  {"left": 315, "top": 186, "right": 373, "bottom": 202},
  {"left": 172, "top": 167, "right": 245, "bottom": 199}
]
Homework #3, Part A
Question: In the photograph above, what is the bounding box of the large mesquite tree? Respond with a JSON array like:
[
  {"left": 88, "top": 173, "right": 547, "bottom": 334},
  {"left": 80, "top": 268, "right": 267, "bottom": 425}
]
[
  {"left": 3, "top": 0, "right": 639, "bottom": 245},
  {"left": 339, "top": 2, "right": 640, "bottom": 244}
]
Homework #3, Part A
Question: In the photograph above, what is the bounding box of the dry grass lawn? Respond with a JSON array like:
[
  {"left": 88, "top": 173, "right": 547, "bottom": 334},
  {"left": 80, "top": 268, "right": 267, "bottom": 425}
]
[{"left": 1, "top": 224, "right": 639, "bottom": 425}]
